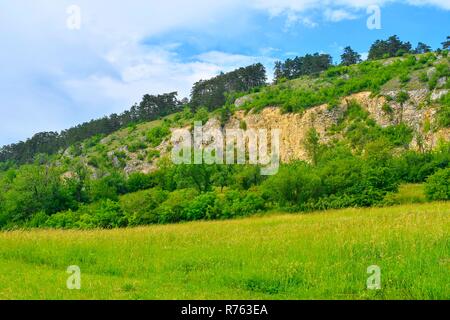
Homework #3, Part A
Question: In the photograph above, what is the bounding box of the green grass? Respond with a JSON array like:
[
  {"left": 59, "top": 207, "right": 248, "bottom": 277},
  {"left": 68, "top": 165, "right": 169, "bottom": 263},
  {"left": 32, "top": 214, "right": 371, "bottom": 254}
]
[
  {"left": 383, "top": 184, "right": 427, "bottom": 205},
  {"left": 0, "top": 202, "right": 449, "bottom": 300}
]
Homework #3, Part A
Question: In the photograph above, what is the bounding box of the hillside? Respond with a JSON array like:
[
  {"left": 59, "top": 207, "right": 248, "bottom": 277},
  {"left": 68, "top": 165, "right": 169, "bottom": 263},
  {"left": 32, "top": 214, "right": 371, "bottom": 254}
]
[
  {"left": 0, "top": 52, "right": 449, "bottom": 230},
  {"left": 57, "top": 52, "right": 449, "bottom": 176},
  {"left": 0, "top": 202, "right": 448, "bottom": 299}
]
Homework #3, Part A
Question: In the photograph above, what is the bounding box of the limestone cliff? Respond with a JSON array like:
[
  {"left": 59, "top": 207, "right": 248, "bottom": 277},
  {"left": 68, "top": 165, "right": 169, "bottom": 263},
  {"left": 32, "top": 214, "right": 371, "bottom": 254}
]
[{"left": 221, "top": 89, "right": 449, "bottom": 163}]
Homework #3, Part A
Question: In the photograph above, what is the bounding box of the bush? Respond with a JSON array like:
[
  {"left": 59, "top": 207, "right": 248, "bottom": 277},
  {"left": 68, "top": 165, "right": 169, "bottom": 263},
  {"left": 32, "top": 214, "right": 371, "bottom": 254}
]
[
  {"left": 89, "top": 199, "right": 127, "bottom": 229},
  {"left": 425, "top": 168, "right": 450, "bottom": 201},
  {"left": 147, "top": 149, "right": 161, "bottom": 161},
  {"left": 127, "top": 141, "right": 147, "bottom": 152},
  {"left": 418, "top": 72, "right": 429, "bottom": 83},
  {"left": 393, "top": 145, "right": 450, "bottom": 183},
  {"left": 126, "top": 172, "right": 155, "bottom": 193},
  {"left": 45, "top": 200, "right": 127, "bottom": 229},
  {"left": 396, "top": 91, "right": 409, "bottom": 104},
  {"left": 146, "top": 125, "right": 170, "bottom": 147},
  {"left": 45, "top": 210, "right": 79, "bottom": 229},
  {"left": 155, "top": 189, "right": 199, "bottom": 223},
  {"left": 184, "top": 192, "right": 219, "bottom": 221},
  {"left": 382, "top": 103, "right": 393, "bottom": 115},
  {"left": 193, "top": 107, "right": 210, "bottom": 124},
  {"left": 383, "top": 123, "right": 413, "bottom": 147},
  {"left": 319, "top": 155, "right": 398, "bottom": 207},
  {"left": 88, "top": 172, "right": 127, "bottom": 202},
  {"left": 119, "top": 188, "right": 168, "bottom": 225},
  {"left": 218, "top": 190, "right": 266, "bottom": 219},
  {"left": 232, "top": 165, "right": 264, "bottom": 190},
  {"left": 262, "top": 162, "right": 322, "bottom": 207},
  {"left": 26, "top": 211, "right": 50, "bottom": 228},
  {"left": 399, "top": 73, "right": 410, "bottom": 84}
]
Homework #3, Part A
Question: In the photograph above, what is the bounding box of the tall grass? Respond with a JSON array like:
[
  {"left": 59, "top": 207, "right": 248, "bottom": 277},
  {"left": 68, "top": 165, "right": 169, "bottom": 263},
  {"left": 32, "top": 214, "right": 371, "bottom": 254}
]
[{"left": 0, "top": 202, "right": 448, "bottom": 300}]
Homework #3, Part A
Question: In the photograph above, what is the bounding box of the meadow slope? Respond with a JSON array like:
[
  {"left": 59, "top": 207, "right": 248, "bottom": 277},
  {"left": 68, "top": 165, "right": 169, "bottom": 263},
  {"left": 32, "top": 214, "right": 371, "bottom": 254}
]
[{"left": 0, "top": 202, "right": 448, "bottom": 300}]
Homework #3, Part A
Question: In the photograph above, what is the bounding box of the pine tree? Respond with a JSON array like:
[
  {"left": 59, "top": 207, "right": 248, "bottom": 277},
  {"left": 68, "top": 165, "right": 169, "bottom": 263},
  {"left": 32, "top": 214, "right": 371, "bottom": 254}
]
[
  {"left": 442, "top": 36, "right": 450, "bottom": 50},
  {"left": 340, "top": 46, "right": 362, "bottom": 66}
]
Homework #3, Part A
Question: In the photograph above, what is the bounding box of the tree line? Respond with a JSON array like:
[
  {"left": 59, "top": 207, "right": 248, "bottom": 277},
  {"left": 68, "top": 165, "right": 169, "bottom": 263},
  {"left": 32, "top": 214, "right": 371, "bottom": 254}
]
[
  {"left": 0, "top": 92, "right": 183, "bottom": 164},
  {"left": 190, "top": 63, "right": 267, "bottom": 111},
  {"left": 273, "top": 53, "right": 333, "bottom": 81},
  {"left": 0, "top": 64, "right": 268, "bottom": 165},
  {"left": 274, "top": 35, "right": 449, "bottom": 82}
]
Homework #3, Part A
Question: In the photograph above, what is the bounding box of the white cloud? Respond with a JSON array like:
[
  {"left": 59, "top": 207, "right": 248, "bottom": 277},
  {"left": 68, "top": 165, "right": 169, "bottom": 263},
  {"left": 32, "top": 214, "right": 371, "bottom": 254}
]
[
  {"left": 406, "top": 0, "right": 450, "bottom": 10},
  {"left": 284, "top": 12, "right": 319, "bottom": 28},
  {"left": 250, "top": 0, "right": 450, "bottom": 23},
  {"left": 0, "top": 0, "right": 449, "bottom": 145},
  {"left": 250, "top": 0, "right": 391, "bottom": 14},
  {"left": 195, "top": 51, "right": 263, "bottom": 69},
  {"left": 324, "top": 9, "right": 358, "bottom": 22}
]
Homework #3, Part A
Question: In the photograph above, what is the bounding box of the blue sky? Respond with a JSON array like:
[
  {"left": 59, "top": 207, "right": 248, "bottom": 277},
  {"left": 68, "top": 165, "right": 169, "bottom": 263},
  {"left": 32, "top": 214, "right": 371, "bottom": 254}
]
[{"left": 0, "top": 0, "right": 449, "bottom": 146}]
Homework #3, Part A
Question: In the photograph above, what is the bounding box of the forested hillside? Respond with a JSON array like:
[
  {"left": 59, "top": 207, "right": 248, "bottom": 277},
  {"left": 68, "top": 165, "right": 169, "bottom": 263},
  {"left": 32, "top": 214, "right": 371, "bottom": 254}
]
[{"left": 0, "top": 35, "right": 449, "bottom": 230}]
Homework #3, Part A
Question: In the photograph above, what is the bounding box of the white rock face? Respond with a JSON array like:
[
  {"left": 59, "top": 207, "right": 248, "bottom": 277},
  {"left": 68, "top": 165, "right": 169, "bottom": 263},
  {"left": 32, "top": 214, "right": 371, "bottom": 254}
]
[{"left": 431, "top": 89, "right": 449, "bottom": 101}]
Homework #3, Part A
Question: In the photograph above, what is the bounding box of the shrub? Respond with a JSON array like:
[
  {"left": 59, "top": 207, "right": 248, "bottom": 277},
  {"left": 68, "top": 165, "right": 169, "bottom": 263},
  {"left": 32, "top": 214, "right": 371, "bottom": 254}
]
[
  {"left": 147, "top": 149, "right": 161, "bottom": 161},
  {"left": 425, "top": 168, "right": 450, "bottom": 201},
  {"left": 382, "top": 103, "right": 393, "bottom": 115},
  {"left": 26, "top": 211, "right": 50, "bottom": 228},
  {"left": 88, "top": 172, "right": 127, "bottom": 202},
  {"left": 84, "top": 135, "right": 104, "bottom": 148},
  {"left": 112, "top": 151, "right": 128, "bottom": 168},
  {"left": 399, "top": 73, "right": 410, "bottom": 84},
  {"left": 428, "top": 75, "right": 438, "bottom": 90},
  {"left": 262, "top": 162, "right": 322, "bottom": 207},
  {"left": 418, "top": 72, "right": 429, "bottom": 83},
  {"left": 392, "top": 144, "right": 450, "bottom": 183},
  {"left": 193, "top": 107, "right": 210, "bottom": 124},
  {"left": 146, "top": 125, "right": 170, "bottom": 147},
  {"left": 232, "top": 165, "right": 264, "bottom": 190},
  {"left": 219, "top": 190, "right": 266, "bottom": 219},
  {"left": 45, "top": 210, "right": 79, "bottom": 229},
  {"left": 317, "top": 156, "right": 398, "bottom": 207},
  {"left": 184, "top": 192, "right": 219, "bottom": 221},
  {"left": 87, "top": 156, "right": 101, "bottom": 168},
  {"left": 435, "top": 63, "right": 450, "bottom": 77},
  {"left": 382, "top": 123, "right": 413, "bottom": 147},
  {"left": 127, "top": 141, "right": 147, "bottom": 152},
  {"left": 126, "top": 172, "right": 155, "bottom": 193},
  {"left": 89, "top": 199, "right": 127, "bottom": 229},
  {"left": 128, "top": 123, "right": 137, "bottom": 133},
  {"left": 345, "top": 100, "right": 369, "bottom": 121},
  {"left": 155, "top": 189, "right": 199, "bottom": 223},
  {"left": 396, "top": 91, "right": 409, "bottom": 104},
  {"left": 119, "top": 188, "right": 168, "bottom": 225}
]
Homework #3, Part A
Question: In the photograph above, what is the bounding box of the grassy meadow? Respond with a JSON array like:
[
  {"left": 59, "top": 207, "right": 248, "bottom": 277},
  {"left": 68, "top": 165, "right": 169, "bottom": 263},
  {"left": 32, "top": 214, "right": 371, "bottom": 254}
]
[{"left": 0, "top": 201, "right": 448, "bottom": 300}]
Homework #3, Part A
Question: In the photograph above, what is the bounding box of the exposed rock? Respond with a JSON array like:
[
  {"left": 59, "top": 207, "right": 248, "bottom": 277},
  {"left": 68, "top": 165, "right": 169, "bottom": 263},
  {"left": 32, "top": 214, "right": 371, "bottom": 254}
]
[
  {"left": 234, "top": 95, "right": 254, "bottom": 107},
  {"left": 99, "top": 90, "right": 450, "bottom": 174},
  {"left": 427, "top": 67, "right": 436, "bottom": 78},
  {"left": 437, "top": 77, "right": 447, "bottom": 88},
  {"left": 431, "top": 89, "right": 449, "bottom": 101}
]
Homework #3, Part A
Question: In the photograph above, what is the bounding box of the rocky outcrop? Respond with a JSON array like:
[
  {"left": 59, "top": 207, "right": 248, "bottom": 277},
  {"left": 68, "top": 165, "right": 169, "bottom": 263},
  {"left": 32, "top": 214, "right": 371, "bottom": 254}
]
[
  {"left": 98, "top": 89, "right": 449, "bottom": 175},
  {"left": 231, "top": 90, "right": 446, "bottom": 162}
]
